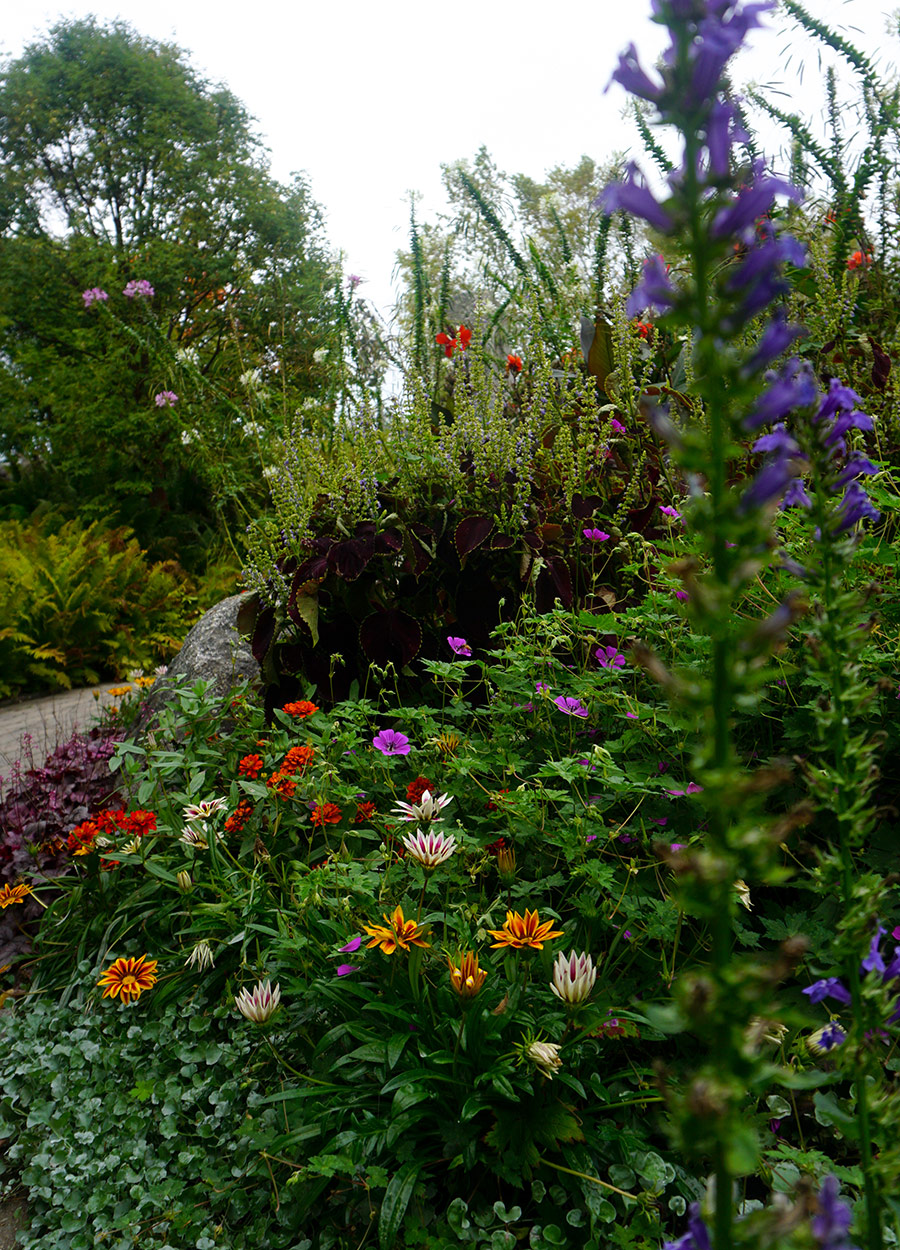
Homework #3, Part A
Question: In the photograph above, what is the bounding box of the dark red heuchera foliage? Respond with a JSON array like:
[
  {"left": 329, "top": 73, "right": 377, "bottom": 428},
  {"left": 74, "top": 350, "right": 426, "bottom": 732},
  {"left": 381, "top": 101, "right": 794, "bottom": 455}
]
[{"left": 0, "top": 725, "right": 124, "bottom": 972}]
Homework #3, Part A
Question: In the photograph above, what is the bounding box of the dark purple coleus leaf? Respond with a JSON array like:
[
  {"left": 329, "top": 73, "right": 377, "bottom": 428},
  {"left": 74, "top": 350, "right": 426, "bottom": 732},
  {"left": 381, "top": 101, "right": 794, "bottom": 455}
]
[
  {"left": 359, "top": 609, "right": 422, "bottom": 669},
  {"left": 535, "top": 555, "right": 573, "bottom": 612},
  {"left": 251, "top": 605, "right": 277, "bottom": 667},
  {"left": 455, "top": 515, "right": 494, "bottom": 560},
  {"left": 329, "top": 537, "right": 375, "bottom": 581}
]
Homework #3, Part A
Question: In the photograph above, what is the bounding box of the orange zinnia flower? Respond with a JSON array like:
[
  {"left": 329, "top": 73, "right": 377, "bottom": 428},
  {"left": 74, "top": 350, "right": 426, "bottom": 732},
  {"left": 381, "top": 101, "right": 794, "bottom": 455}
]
[
  {"left": 487, "top": 908, "right": 564, "bottom": 950},
  {"left": 0, "top": 882, "right": 33, "bottom": 909},
  {"left": 449, "top": 951, "right": 487, "bottom": 999},
  {"left": 97, "top": 954, "right": 158, "bottom": 1003},
  {"left": 363, "top": 904, "right": 430, "bottom": 955},
  {"left": 225, "top": 799, "right": 254, "bottom": 833},
  {"left": 238, "top": 753, "right": 264, "bottom": 779},
  {"left": 354, "top": 800, "right": 377, "bottom": 823},
  {"left": 310, "top": 802, "right": 342, "bottom": 826},
  {"left": 282, "top": 745, "right": 315, "bottom": 774},
  {"left": 266, "top": 772, "right": 296, "bottom": 799},
  {"left": 282, "top": 700, "right": 319, "bottom": 718}
]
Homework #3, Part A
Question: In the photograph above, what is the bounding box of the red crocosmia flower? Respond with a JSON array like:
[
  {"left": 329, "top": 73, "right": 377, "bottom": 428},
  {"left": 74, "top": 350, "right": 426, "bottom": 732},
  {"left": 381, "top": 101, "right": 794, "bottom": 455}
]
[
  {"left": 311, "top": 803, "right": 342, "bottom": 826},
  {"left": 847, "top": 250, "right": 873, "bottom": 270},
  {"left": 238, "top": 754, "right": 264, "bottom": 779},
  {"left": 406, "top": 775, "right": 434, "bottom": 805},
  {"left": 506, "top": 354, "right": 523, "bottom": 373},
  {"left": 435, "top": 332, "right": 456, "bottom": 358},
  {"left": 436, "top": 326, "right": 471, "bottom": 358},
  {"left": 458, "top": 325, "right": 472, "bottom": 350}
]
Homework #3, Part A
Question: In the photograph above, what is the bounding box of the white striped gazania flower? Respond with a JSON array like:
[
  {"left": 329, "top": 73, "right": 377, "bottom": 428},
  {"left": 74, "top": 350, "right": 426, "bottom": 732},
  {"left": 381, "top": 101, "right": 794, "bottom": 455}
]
[
  {"left": 235, "top": 979, "right": 281, "bottom": 1023},
  {"left": 183, "top": 797, "right": 228, "bottom": 822},
  {"left": 391, "top": 790, "right": 453, "bottom": 824},
  {"left": 400, "top": 828, "right": 457, "bottom": 870},
  {"left": 526, "top": 1040, "right": 563, "bottom": 1079},
  {"left": 185, "top": 940, "right": 215, "bottom": 971},
  {"left": 550, "top": 950, "right": 597, "bottom": 1005}
]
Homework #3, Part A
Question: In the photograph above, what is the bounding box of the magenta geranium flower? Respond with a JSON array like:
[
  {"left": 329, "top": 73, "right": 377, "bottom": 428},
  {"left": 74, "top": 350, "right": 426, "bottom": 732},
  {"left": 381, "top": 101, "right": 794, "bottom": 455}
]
[
  {"left": 373, "top": 729, "right": 411, "bottom": 756},
  {"left": 554, "top": 696, "right": 589, "bottom": 718},
  {"left": 447, "top": 636, "right": 472, "bottom": 656},
  {"left": 666, "top": 782, "right": 704, "bottom": 797},
  {"left": 595, "top": 645, "right": 625, "bottom": 669},
  {"left": 659, "top": 504, "right": 681, "bottom": 520},
  {"left": 583, "top": 528, "right": 611, "bottom": 541},
  {"left": 336, "top": 964, "right": 359, "bottom": 977}
]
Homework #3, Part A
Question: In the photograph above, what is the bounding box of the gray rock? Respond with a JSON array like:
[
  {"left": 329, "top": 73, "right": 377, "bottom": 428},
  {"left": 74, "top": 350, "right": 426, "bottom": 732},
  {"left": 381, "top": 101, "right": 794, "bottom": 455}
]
[{"left": 141, "top": 592, "right": 260, "bottom": 721}]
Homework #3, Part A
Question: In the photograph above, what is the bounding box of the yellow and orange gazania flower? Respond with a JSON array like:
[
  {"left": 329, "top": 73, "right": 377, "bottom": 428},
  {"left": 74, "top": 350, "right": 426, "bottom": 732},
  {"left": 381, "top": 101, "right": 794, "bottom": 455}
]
[
  {"left": 448, "top": 951, "right": 487, "bottom": 999},
  {"left": 488, "top": 908, "right": 564, "bottom": 951},
  {"left": 0, "top": 882, "right": 33, "bottom": 909},
  {"left": 363, "top": 904, "right": 430, "bottom": 955},
  {"left": 97, "top": 954, "right": 158, "bottom": 1004}
]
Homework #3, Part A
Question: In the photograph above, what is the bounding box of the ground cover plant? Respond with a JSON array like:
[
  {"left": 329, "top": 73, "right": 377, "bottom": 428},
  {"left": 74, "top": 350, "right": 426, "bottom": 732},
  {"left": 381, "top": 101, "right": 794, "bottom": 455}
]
[{"left": 3, "top": 0, "right": 900, "bottom": 1248}]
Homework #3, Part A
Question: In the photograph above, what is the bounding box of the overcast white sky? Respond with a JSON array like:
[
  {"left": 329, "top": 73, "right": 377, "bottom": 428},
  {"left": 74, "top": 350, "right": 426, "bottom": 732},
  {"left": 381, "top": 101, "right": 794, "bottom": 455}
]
[{"left": 2, "top": 0, "right": 897, "bottom": 327}]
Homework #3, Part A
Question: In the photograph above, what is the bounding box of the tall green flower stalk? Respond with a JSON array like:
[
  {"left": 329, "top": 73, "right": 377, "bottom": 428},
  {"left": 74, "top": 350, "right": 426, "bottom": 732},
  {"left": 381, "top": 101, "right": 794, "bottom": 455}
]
[{"left": 599, "top": 1, "right": 877, "bottom": 1245}]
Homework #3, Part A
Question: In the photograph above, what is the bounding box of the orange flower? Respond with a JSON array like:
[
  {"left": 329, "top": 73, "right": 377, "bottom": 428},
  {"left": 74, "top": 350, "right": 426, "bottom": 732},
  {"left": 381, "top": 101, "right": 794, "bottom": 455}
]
[
  {"left": 67, "top": 820, "right": 98, "bottom": 854},
  {"left": 354, "top": 800, "right": 377, "bottom": 823},
  {"left": 363, "top": 904, "right": 430, "bottom": 954},
  {"left": 282, "top": 700, "right": 319, "bottom": 718},
  {"left": 282, "top": 745, "right": 315, "bottom": 774},
  {"left": 310, "top": 802, "right": 342, "bottom": 826},
  {"left": 97, "top": 954, "right": 158, "bottom": 1003},
  {"left": 506, "top": 354, "right": 523, "bottom": 373},
  {"left": 238, "top": 753, "right": 264, "bottom": 779},
  {"left": 488, "top": 908, "right": 564, "bottom": 950},
  {"left": 449, "top": 951, "right": 487, "bottom": 999},
  {"left": 266, "top": 772, "right": 296, "bottom": 799},
  {"left": 225, "top": 799, "right": 254, "bottom": 833},
  {"left": 847, "top": 250, "right": 873, "bottom": 270},
  {"left": 0, "top": 882, "right": 33, "bottom": 909}
]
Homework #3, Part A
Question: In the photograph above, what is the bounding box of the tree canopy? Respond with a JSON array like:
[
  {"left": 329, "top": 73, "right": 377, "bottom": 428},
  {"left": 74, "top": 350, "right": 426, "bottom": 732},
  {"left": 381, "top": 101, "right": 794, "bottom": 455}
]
[{"left": 0, "top": 19, "right": 346, "bottom": 567}]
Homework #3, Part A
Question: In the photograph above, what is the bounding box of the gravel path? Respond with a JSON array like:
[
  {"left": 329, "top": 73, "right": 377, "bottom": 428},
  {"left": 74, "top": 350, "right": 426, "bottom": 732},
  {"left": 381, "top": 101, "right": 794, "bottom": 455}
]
[{"left": 0, "top": 683, "right": 121, "bottom": 791}]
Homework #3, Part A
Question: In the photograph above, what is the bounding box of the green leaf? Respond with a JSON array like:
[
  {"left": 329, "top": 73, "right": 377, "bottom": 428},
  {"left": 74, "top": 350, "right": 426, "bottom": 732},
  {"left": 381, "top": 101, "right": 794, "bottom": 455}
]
[{"left": 378, "top": 1161, "right": 420, "bottom": 1250}]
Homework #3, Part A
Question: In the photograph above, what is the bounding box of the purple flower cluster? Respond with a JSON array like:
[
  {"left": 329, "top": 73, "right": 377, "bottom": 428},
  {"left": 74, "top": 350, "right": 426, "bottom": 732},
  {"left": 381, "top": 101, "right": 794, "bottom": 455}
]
[
  {"left": 803, "top": 924, "right": 900, "bottom": 1046},
  {"left": 82, "top": 287, "right": 108, "bottom": 307},
  {"left": 154, "top": 391, "right": 179, "bottom": 408},
  {"left": 123, "top": 278, "right": 155, "bottom": 299}
]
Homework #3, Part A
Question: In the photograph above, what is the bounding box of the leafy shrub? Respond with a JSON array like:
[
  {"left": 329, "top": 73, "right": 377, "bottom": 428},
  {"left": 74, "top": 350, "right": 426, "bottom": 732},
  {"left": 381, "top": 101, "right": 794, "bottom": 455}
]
[{"left": 0, "top": 515, "right": 216, "bottom": 697}]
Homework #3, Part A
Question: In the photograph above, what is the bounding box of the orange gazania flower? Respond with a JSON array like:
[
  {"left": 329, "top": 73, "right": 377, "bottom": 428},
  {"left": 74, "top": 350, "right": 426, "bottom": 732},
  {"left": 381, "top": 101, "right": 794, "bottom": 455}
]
[
  {"left": 97, "top": 954, "right": 158, "bottom": 1004},
  {"left": 282, "top": 700, "right": 318, "bottom": 718},
  {"left": 0, "top": 882, "right": 33, "bottom": 909},
  {"left": 238, "top": 753, "right": 264, "bottom": 779},
  {"left": 449, "top": 951, "right": 487, "bottom": 999},
  {"left": 363, "top": 904, "right": 430, "bottom": 955},
  {"left": 488, "top": 908, "right": 564, "bottom": 950},
  {"left": 282, "top": 745, "right": 315, "bottom": 774},
  {"left": 310, "top": 802, "right": 342, "bottom": 826}
]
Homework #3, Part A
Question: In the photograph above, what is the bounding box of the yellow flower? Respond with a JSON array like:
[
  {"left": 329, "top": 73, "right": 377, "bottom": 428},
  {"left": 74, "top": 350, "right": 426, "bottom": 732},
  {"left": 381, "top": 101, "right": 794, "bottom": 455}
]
[
  {"left": 449, "top": 951, "right": 487, "bottom": 999},
  {"left": 97, "top": 954, "right": 158, "bottom": 1004},
  {"left": 0, "top": 882, "right": 33, "bottom": 909},
  {"left": 363, "top": 904, "right": 430, "bottom": 955},
  {"left": 488, "top": 908, "right": 564, "bottom": 950},
  {"left": 107, "top": 685, "right": 133, "bottom": 698}
]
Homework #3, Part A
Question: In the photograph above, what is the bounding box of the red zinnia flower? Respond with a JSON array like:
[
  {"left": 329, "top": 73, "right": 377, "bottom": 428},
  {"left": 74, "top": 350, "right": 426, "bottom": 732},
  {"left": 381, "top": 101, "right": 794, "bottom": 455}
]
[
  {"left": 355, "top": 800, "right": 377, "bottom": 823},
  {"left": 406, "top": 775, "right": 434, "bottom": 805},
  {"left": 67, "top": 821, "right": 99, "bottom": 854},
  {"left": 126, "top": 810, "right": 157, "bottom": 835},
  {"left": 266, "top": 772, "right": 296, "bottom": 799},
  {"left": 238, "top": 753, "right": 264, "bottom": 779},
  {"left": 225, "top": 799, "right": 254, "bottom": 833},
  {"left": 282, "top": 700, "right": 319, "bottom": 718},
  {"left": 311, "top": 803, "right": 342, "bottom": 826},
  {"left": 282, "top": 745, "right": 315, "bottom": 774}
]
